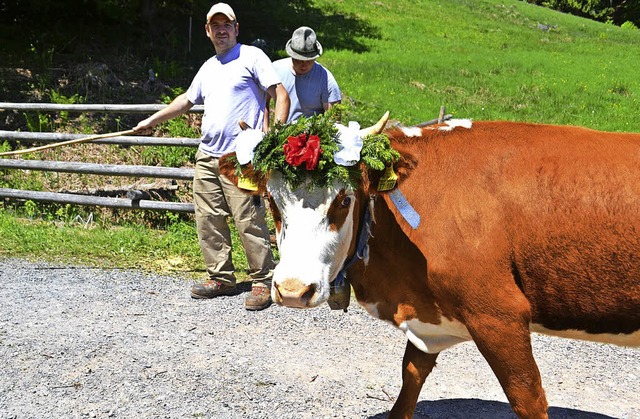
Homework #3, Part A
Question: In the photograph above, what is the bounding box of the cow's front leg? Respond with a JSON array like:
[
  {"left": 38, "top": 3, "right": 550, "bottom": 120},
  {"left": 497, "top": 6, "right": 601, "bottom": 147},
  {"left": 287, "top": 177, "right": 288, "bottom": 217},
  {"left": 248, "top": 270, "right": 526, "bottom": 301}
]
[
  {"left": 388, "top": 340, "right": 438, "bottom": 419},
  {"left": 464, "top": 310, "right": 548, "bottom": 419}
]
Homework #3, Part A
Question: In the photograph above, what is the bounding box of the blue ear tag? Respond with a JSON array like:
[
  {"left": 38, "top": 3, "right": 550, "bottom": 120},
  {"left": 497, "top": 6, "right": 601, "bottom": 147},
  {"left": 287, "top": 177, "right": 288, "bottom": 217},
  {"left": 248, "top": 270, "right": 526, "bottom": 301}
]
[{"left": 388, "top": 188, "right": 420, "bottom": 229}]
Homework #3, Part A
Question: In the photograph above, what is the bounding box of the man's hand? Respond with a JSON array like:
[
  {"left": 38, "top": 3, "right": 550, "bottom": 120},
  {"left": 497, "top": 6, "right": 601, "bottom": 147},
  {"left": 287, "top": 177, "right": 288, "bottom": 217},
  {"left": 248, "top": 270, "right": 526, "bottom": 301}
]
[{"left": 133, "top": 118, "right": 155, "bottom": 135}]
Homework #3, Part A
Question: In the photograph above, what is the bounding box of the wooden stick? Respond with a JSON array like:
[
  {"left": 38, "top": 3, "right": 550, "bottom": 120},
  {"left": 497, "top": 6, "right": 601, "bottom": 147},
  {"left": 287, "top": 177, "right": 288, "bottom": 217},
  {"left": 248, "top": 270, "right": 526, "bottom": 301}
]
[
  {"left": 0, "top": 129, "right": 137, "bottom": 157},
  {"left": 437, "top": 105, "right": 445, "bottom": 123}
]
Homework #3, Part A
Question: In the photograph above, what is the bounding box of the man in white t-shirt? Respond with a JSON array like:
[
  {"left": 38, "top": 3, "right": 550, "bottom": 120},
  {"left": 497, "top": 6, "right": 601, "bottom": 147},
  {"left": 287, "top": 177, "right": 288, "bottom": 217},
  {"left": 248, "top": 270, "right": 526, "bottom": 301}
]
[
  {"left": 134, "top": 3, "right": 290, "bottom": 310},
  {"left": 268, "top": 26, "right": 341, "bottom": 123}
]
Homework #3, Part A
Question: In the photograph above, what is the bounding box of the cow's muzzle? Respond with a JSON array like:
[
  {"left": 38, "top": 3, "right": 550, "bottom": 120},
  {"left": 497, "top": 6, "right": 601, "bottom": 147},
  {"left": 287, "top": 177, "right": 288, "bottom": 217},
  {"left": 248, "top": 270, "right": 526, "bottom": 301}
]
[{"left": 273, "top": 278, "right": 318, "bottom": 309}]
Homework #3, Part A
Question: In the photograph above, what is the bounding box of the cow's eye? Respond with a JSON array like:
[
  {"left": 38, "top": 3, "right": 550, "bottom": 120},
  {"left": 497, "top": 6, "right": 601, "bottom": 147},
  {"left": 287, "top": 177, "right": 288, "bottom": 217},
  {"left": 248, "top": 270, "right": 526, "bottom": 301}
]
[{"left": 341, "top": 196, "right": 352, "bottom": 208}]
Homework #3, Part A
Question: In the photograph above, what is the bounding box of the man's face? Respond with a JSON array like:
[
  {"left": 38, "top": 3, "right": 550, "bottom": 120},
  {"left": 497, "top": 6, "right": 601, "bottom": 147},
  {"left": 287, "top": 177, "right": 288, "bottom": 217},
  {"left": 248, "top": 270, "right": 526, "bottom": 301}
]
[
  {"left": 291, "top": 58, "right": 315, "bottom": 76},
  {"left": 206, "top": 15, "right": 239, "bottom": 54}
]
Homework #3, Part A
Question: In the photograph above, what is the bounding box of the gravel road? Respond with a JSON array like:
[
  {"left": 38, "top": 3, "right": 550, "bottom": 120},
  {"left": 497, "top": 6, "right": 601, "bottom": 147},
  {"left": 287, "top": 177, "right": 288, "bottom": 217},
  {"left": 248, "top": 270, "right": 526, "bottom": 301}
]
[{"left": 1, "top": 258, "right": 638, "bottom": 419}]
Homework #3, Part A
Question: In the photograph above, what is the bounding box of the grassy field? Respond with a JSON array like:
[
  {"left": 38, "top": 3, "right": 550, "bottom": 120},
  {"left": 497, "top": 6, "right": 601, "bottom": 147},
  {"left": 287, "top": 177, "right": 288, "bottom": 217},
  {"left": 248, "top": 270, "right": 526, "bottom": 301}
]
[
  {"left": 2, "top": 0, "right": 639, "bottom": 277},
  {"left": 317, "top": 0, "right": 640, "bottom": 131},
  {"left": 0, "top": 208, "right": 248, "bottom": 279}
]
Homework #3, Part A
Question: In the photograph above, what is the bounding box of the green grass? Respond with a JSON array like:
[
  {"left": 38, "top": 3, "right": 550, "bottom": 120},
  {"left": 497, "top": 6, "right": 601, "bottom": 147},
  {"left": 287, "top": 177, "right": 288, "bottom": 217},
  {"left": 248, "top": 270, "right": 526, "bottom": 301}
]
[
  {"left": 0, "top": 208, "right": 257, "bottom": 279},
  {"left": 0, "top": 210, "right": 204, "bottom": 274},
  {"left": 2, "top": 0, "right": 639, "bottom": 273},
  {"left": 317, "top": 0, "right": 640, "bottom": 131}
]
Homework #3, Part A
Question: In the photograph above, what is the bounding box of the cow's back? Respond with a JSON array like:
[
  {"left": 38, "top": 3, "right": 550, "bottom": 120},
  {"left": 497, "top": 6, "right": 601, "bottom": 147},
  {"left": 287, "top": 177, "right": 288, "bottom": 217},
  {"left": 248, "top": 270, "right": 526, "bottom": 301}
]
[{"left": 385, "top": 121, "right": 640, "bottom": 342}]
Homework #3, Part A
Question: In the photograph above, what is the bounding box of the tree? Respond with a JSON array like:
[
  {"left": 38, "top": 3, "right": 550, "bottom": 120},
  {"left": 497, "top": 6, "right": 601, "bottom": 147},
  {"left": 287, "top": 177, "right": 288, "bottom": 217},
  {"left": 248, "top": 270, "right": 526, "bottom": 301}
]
[{"left": 522, "top": 0, "right": 639, "bottom": 27}]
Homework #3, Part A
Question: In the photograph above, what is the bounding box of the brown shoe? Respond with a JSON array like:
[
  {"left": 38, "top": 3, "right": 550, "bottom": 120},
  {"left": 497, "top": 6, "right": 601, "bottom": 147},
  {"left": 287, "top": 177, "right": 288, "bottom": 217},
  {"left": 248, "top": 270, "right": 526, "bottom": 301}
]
[
  {"left": 244, "top": 283, "right": 271, "bottom": 311},
  {"left": 191, "top": 280, "right": 236, "bottom": 299}
]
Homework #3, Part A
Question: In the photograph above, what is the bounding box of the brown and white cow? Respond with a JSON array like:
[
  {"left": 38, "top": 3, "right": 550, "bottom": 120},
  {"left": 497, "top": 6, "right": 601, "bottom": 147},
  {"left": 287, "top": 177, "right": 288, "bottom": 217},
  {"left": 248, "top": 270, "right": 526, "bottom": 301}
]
[{"left": 220, "top": 115, "right": 640, "bottom": 419}]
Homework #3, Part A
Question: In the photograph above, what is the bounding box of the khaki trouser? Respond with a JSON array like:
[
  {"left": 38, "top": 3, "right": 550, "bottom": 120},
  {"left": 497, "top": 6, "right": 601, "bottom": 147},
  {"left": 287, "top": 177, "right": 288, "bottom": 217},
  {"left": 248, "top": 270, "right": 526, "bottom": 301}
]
[{"left": 193, "top": 150, "right": 275, "bottom": 286}]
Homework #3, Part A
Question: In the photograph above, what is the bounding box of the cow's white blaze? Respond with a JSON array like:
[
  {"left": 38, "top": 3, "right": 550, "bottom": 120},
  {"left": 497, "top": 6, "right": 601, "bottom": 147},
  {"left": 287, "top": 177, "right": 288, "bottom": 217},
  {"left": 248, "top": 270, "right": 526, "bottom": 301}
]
[{"left": 268, "top": 172, "right": 357, "bottom": 307}]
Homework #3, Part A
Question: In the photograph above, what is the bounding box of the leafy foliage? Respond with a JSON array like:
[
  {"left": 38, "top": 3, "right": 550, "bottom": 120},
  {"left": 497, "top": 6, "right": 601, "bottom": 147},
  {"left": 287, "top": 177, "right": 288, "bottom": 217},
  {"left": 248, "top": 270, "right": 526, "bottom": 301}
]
[
  {"left": 521, "top": 0, "right": 640, "bottom": 27},
  {"left": 249, "top": 107, "right": 399, "bottom": 190}
]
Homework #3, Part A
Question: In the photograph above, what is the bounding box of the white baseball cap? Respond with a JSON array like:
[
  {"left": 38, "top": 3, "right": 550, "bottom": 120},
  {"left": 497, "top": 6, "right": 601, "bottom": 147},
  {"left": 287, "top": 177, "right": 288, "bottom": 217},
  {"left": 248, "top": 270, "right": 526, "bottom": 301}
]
[{"left": 206, "top": 3, "right": 236, "bottom": 23}]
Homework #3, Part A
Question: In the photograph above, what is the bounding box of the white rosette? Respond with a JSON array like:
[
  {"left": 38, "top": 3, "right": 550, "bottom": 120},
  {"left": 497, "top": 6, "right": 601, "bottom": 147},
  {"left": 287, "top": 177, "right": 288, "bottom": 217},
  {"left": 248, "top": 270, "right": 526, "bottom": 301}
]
[
  {"left": 334, "top": 121, "right": 363, "bottom": 166},
  {"left": 235, "top": 129, "right": 264, "bottom": 165}
]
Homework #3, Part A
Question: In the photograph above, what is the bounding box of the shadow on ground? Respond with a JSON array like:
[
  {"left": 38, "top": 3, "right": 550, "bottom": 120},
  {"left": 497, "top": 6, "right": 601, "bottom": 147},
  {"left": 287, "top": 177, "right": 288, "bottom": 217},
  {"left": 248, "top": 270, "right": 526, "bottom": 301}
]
[
  {"left": 368, "top": 398, "right": 618, "bottom": 419},
  {"left": 231, "top": 0, "right": 382, "bottom": 57}
]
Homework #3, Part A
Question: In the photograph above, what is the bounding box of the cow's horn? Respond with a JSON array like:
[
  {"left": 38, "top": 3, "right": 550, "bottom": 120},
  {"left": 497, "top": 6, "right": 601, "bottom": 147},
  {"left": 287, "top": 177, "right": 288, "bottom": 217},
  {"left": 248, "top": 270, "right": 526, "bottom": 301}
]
[
  {"left": 360, "top": 111, "right": 389, "bottom": 137},
  {"left": 238, "top": 120, "right": 250, "bottom": 130}
]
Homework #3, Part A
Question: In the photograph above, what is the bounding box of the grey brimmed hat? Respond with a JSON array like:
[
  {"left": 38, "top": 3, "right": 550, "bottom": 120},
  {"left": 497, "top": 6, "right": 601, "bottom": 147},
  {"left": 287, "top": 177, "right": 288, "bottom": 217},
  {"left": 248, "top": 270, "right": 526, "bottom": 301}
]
[{"left": 285, "top": 26, "right": 323, "bottom": 61}]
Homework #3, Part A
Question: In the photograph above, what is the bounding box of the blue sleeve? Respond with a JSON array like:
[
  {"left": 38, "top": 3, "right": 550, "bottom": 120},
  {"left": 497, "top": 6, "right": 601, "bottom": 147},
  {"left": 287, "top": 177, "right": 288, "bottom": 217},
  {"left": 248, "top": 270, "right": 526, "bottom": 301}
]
[{"left": 326, "top": 69, "right": 341, "bottom": 103}]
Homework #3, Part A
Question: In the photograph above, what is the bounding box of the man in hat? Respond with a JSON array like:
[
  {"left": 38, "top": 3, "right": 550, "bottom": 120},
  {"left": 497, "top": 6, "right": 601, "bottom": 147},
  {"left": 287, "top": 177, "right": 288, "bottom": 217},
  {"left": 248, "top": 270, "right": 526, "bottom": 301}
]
[
  {"left": 268, "top": 26, "right": 341, "bottom": 122},
  {"left": 134, "top": 2, "right": 290, "bottom": 311}
]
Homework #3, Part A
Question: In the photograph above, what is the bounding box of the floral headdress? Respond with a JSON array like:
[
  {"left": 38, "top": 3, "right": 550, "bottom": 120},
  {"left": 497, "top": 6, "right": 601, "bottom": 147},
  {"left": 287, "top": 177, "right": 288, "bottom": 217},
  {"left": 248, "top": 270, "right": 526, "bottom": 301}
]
[{"left": 234, "top": 107, "right": 399, "bottom": 190}]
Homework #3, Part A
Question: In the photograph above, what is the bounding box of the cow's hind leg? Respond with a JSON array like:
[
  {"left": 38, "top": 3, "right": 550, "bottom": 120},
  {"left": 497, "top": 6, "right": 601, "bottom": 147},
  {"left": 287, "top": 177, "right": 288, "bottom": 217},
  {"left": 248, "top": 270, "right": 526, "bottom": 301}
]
[
  {"left": 388, "top": 340, "right": 438, "bottom": 419},
  {"left": 464, "top": 308, "right": 548, "bottom": 419}
]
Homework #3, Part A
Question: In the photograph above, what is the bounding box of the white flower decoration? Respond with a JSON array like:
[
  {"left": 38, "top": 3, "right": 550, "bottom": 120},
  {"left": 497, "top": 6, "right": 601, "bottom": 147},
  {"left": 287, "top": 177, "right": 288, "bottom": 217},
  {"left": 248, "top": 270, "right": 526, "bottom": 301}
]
[
  {"left": 235, "top": 129, "right": 264, "bottom": 165},
  {"left": 334, "top": 121, "right": 363, "bottom": 166}
]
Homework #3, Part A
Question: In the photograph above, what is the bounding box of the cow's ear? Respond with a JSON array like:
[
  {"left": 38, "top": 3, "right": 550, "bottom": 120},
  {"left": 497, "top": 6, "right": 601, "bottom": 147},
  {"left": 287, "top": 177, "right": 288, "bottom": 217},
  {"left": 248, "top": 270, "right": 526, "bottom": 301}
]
[
  {"left": 219, "top": 152, "right": 268, "bottom": 195},
  {"left": 364, "top": 151, "right": 417, "bottom": 195},
  {"left": 393, "top": 151, "right": 418, "bottom": 187}
]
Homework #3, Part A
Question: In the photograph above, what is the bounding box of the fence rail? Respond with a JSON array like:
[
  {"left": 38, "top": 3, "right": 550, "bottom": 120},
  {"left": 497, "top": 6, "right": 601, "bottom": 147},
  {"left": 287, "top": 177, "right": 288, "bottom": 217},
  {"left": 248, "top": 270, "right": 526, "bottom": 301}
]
[
  {"left": 0, "top": 159, "right": 195, "bottom": 179},
  {"left": 0, "top": 130, "right": 200, "bottom": 147},
  {"left": 0, "top": 188, "right": 194, "bottom": 213},
  {"left": 0, "top": 102, "right": 204, "bottom": 113},
  {"left": 0, "top": 102, "right": 200, "bottom": 213}
]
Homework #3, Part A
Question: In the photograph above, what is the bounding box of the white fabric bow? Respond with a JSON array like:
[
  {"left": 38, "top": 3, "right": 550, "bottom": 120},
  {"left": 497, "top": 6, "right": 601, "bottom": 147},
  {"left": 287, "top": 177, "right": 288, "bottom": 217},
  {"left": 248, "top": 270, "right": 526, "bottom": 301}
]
[
  {"left": 334, "top": 121, "right": 363, "bottom": 166},
  {"left": 235, "top": 129, "right": 264, "bottom": 165}
]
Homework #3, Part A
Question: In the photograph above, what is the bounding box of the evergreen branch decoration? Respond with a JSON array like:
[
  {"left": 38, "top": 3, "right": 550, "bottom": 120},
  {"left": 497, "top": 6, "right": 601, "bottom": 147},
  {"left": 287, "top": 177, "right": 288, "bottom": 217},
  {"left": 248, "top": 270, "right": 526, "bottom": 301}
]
[{"left": 240, "top": 107, "right": 399, "bottom": 190}]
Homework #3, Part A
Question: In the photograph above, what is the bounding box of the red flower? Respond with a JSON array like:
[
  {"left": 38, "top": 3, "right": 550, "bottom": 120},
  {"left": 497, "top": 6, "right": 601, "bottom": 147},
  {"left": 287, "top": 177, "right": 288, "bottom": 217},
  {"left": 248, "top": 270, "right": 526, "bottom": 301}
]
[{"left": 283, "top": 133, "right": 321, "bottom": 170}]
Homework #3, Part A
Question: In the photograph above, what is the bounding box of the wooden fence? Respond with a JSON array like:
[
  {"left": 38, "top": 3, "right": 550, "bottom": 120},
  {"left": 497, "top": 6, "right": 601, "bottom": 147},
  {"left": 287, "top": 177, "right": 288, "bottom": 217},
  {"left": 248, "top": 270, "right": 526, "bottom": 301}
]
[{"left": 0, "top": 102, "right": 204, "bottom": 213}]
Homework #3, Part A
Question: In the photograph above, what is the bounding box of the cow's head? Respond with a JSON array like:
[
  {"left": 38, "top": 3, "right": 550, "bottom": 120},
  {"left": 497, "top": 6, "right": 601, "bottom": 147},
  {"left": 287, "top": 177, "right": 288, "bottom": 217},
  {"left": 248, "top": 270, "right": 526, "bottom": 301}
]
[{"left": 220, "top": 111, "right": 411, "bottom": 309}]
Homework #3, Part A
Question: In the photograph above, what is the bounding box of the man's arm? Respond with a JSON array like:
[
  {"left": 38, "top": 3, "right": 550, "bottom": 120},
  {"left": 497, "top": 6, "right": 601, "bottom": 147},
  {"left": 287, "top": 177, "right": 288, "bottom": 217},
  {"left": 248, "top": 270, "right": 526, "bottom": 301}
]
[
  {"left": 133, "top": 93, "right": 194, "bottom": 133},
  {"left": 264, "top": 97, "right": 272, "bottom": 132},
  {"left": 266, "top": 83, "right": 290, "bottom": 125},
  {"left": 323, "top": 99, "right": 341, "bottom": 112}
]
